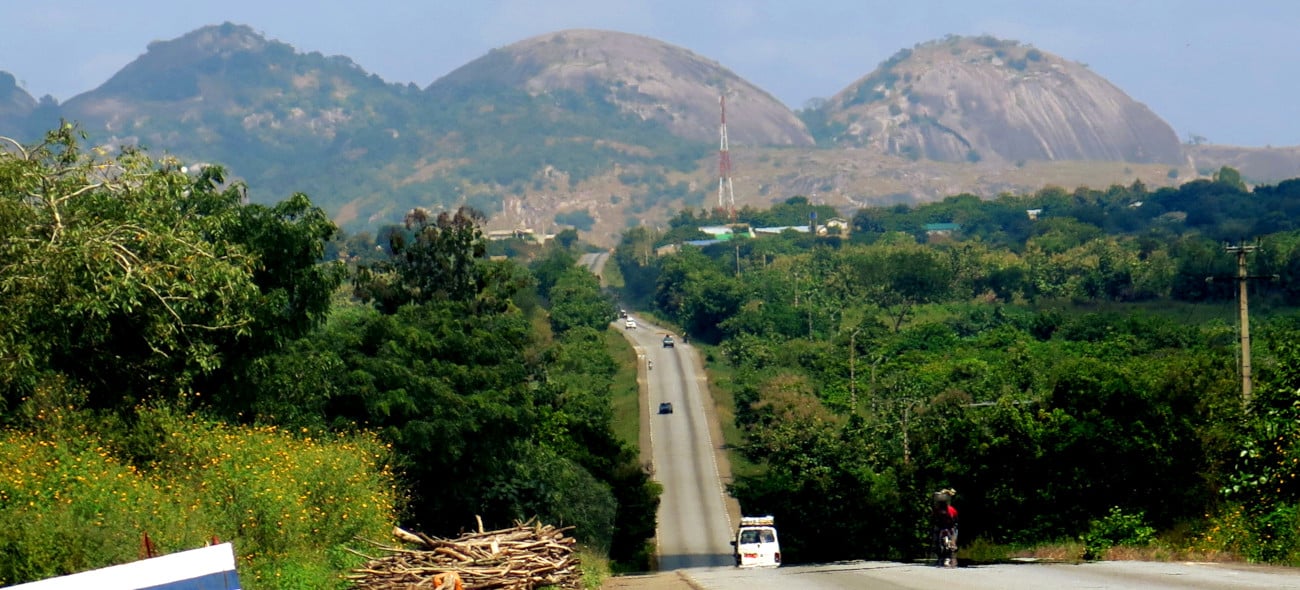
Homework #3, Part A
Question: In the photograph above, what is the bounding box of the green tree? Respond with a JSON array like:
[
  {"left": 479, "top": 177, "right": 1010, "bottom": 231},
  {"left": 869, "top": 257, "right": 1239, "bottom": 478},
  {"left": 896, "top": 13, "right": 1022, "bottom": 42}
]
[
  {"left": 541, "top": 326, "right": 659, "bottom": 562},
  {"left": 0, "top": 127, "right": 342, "bottom": 415},
  {"left": 353, "top": 206, "right": 494, "bottom": 313},
  {"left": 530, "top": 246, "right": 578, "bottom": 301},
  {"left": 1213, "top": 166, "right": 1247, "bottom": 191},
  {"left": 655, "top": 248, "right": 740, "bottom": 343},
  {"left": 337, "top": 206, "right": 645, "bottom": 556},
  {"left": 730, "top": 379, "right": 908, "bottom": 561},
  {"left": 548, "top": 267, "right": 615, "bottom": 334},
  {"left": 613, "top": 225, "right": 662, "bottom": 307},
  {"left": 553, "top": 228, "right": 581, "bottom": 250}
]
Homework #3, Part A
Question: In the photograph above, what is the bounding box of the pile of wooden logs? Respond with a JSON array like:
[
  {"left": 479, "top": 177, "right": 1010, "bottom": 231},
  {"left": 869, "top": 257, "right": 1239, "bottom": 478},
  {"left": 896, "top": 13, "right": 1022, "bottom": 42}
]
[{"left": 348, "top": 517, "right": 582, "bottom": 589}]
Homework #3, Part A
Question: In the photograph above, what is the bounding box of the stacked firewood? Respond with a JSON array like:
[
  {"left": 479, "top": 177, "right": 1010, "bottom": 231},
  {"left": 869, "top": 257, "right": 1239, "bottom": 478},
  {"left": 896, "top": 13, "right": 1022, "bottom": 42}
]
[{"left": 348, "top": 517, "right": 582, "bottom": 589}]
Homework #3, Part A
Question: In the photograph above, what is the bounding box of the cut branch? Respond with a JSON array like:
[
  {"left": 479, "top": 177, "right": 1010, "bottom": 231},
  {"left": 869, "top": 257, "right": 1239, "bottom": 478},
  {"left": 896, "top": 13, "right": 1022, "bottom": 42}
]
[{"left": 350, "top": 518, "right": 581, "bottom": 589}]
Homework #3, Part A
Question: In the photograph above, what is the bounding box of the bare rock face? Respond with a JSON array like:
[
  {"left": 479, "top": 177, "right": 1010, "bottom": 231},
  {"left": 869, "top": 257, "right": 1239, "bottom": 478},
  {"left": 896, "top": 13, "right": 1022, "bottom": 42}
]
[
  {"left": 429, "top": 29, "right": 813, "bottom": 147},
  {"left": 822, "top": 36, "right": 1183, "bottom": 164}
]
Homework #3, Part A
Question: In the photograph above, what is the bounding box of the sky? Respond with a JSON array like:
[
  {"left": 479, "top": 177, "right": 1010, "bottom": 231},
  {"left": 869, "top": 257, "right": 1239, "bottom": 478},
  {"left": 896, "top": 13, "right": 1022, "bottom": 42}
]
[{"left": 4, "top": 0, "right": 1298, "bottom": 147}]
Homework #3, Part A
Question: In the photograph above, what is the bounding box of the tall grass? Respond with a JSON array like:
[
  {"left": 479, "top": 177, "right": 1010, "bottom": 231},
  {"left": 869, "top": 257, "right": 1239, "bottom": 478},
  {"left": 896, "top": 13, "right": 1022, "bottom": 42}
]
[
  {"left": 697, "top": 345, "right": 761, "bottom": 479},
  {"left": 0, "top": 405, "right": 396, "bottom": 588},
  {"left": 606, "top": 327, "right": 642, "bottom": 449}
]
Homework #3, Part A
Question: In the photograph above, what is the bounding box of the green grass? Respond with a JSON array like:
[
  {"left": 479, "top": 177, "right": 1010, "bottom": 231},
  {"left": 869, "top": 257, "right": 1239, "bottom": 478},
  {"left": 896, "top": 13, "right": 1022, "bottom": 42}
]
[
  {"left": 574, "top": 545, "right": 613, "bottom": 589},
  {"left": 696, "top": 344, "right": 762, "bottom": 479},
  {"left": 966, "top": 536, "right": 1244, "bottom": 565},
  {"left": 606, "top": 327, "right": 641, "bottom": 449}
]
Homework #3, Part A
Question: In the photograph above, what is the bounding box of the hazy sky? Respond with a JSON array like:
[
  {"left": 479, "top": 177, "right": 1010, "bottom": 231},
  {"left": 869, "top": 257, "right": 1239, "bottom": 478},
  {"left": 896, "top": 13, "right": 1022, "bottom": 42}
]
[{"left": 4, "top": 0, "right": 1297, "bottom": 146}]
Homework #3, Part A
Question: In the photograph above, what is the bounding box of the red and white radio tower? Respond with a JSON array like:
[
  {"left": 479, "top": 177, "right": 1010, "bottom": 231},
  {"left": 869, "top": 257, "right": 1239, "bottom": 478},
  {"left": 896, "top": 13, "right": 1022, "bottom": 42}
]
[{"left": 717, "top": 94, "right": 736, "bottom": 219}]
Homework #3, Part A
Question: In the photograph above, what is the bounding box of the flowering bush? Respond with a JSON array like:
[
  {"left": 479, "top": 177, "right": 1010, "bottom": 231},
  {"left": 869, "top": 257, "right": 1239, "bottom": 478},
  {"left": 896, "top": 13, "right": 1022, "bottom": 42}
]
[{"left": 0, "top": 406, "right": 396, "bottom": 588}]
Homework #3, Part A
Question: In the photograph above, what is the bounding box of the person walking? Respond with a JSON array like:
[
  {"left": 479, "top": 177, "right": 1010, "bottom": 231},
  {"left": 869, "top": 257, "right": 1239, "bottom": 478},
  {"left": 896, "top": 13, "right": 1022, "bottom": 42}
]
[{"left": 932, "top": 488, "right": 959, "bottom": 567}]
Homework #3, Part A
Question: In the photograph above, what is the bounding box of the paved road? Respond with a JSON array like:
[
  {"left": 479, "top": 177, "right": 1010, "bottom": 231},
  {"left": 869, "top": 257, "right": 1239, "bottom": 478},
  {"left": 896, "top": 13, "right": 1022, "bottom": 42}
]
[
  {"left": 682, "top": 560, "right": 1300, "bottom": 589},
  {"left": 595, "top": 262, "right": 1300, "bottom": 588},
  {"left": 578, "top": 251, "right": 610, "bottom": 282},
  {"left": 620, "top": 314, "right": 737, "bottom": 571}
]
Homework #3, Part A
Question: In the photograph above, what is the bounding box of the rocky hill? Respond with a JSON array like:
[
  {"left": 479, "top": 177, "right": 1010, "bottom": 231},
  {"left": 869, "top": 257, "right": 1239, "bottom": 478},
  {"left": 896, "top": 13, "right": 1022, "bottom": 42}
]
[
  {"left": 0, "top": 72, "right": 34, "bottom": 119},
  {"left": 814, "top": 35, "right": 1185, "bottom": 166},
  {"left": 55, "top": 23, "right": 430, "bottom": 226},
  {"left": 0, "top": 72, "right": 50, "bottom": 141},
  {"left": 4, "top": 27, "right": 1295, "bottom": 247},
  {"left": 430, "top": 29, "right": 812, "bottom": 147}
]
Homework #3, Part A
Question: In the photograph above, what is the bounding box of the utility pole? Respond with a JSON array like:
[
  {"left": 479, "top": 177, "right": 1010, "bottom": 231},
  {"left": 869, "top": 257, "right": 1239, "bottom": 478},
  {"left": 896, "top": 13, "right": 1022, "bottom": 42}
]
[
  {"left": 735, "top": 241, "right": 741, "bottom": 276},
  {"left": 849, "top": 328, "right": 860, "bottom": 408},
  {"left": 1231, "top": 243, "right": 1254, "bottom": 408},
  {"left": 792, "top": 271, "right": 800, "bottom": 307},
  {"left": 1224, "top": 242, "right": 1269, "bottom": 409},
  {"left": 807, "top": 290, "right": 815, "bottom": 339},
  {"left": 901, "top": 402, "right": 919, "bottom": 465}
]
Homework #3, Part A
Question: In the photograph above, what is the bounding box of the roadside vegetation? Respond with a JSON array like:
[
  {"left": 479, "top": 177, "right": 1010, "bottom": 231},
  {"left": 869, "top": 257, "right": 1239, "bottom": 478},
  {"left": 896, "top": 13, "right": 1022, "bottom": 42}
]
[
  {"left": 7, "top": 122, "right": 1300, "bottom": 589},
  {"left": 0, "top": 128, "right": 653, "bottom": 588},
  {"left": 615, "top": 173, "right": 1300, "bottom": 566},
  {"left": 0, "top": 405, "right": 395, "bottom": 587}
]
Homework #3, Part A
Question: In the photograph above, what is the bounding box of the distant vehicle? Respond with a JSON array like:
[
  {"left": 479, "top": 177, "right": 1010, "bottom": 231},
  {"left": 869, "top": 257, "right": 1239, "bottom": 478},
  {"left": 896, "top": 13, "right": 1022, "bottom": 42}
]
[
  {"left": 625, "top": 319, "right": 637, "bottom": 329},
  {"left": 619, "top": 309, "right": 628, "bottom": 319},
  {"left": 658, "top": 402, "right": 673, "bottom": 414},
  {"left": 662, "top": 335, "right": 674, "bottom": 348},
  {"left": 732, "top": 515, "right": 780, "bottom": 568}
]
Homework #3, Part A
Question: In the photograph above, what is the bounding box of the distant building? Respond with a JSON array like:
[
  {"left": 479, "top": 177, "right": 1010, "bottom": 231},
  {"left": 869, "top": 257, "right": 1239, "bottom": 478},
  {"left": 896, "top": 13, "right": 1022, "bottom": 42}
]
[
  {"left": 697, "top": 225, "right": 756, "bottom": 241},
  {"left": 486, "top": 228, "right": 539, "bottom": 241},
  {"left": 1026, "top": 209, "right": 1042, "bottom": 220},
  {"left": 753, "top": 225, "right": 811, "bottom": 236},
  {"left": 924, "top": 222, "right": 961, "bottom": 237},
  {"left": 677, "top": 220, "right": 845, "bottom": 251}
]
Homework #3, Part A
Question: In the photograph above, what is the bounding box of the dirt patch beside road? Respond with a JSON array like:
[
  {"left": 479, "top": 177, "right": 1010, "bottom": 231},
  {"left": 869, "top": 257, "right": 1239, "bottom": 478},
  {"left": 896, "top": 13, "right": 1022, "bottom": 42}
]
[{"left": 601, "top": 571, "right": 705, "bottom": 589}]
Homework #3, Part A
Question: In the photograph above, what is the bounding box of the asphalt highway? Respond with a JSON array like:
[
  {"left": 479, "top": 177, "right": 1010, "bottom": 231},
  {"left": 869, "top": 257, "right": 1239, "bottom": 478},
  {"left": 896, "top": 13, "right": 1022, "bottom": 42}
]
[
  {"left": 596, "top": 255, "right": 1300, "bottom": 589},
  {"left": 622, "top": 313, "right": 736, "bottom": 570}
]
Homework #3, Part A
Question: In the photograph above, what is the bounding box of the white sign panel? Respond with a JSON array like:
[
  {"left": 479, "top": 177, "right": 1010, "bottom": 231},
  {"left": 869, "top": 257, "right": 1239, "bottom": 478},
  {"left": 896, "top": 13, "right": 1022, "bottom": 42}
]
[{"left": 5, "top": 543, "right": 240, "bottom": 590}]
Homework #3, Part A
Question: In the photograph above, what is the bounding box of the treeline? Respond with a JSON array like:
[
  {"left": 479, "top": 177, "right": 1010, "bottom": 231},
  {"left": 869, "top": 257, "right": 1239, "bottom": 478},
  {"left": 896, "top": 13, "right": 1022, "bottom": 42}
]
[
  {"left": 0, "top": 128, "right": 655, "bottom": 588},
  {"left": 614, "top": 170, "right": 1300, "bottom": 564}
]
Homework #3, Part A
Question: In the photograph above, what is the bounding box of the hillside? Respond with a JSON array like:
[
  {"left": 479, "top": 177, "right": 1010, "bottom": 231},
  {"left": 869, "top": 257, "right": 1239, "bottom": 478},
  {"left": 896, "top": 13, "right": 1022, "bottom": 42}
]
[
  {"left": 4, "top": 26, "right": 1296, "bottom": 247},
  {"left": 1187, "top": 144, "right": 1300, "bottom": 184},
  {"left": 813, "top": 35, "right": 1185, "bottom": 165},
  {"left": 429, "top": 29, "right": 812, "bottom": 147},
  {"left": 0, "top": 71, "right": 50, "bottom": 140},
  {"left": 0, "top": 72, "right": 34, "bottom": 119},
  {"left": 56, "top": 23, "right": 432, "bottom": 226}
]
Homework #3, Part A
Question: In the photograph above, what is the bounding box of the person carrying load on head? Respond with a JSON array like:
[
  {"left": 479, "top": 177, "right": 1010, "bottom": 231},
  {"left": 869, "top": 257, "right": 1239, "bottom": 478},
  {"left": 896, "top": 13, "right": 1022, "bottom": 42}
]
[{"left": 932, "top": 488, "right": 959, "bottom": 568}]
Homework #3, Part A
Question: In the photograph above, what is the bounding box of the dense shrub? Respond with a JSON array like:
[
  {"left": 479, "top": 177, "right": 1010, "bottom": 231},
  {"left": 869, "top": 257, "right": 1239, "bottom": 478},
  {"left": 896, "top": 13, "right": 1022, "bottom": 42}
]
[
  {"left": 1081, "top": 507, "right": 1156, "bottom": 560},
  {"left": 0, "top": 406, "right": 396, "bottom": 588}
]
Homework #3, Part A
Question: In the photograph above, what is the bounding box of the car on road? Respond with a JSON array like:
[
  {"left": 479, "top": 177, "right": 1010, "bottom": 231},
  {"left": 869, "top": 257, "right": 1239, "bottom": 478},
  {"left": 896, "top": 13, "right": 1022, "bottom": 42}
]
[
  {"left": 658, "top": 402, "right": 673, "bottom": 414},
  {"left": 625, "top": 319, "right": 637, "bottom": 329},
  {"left": 662, "top": 335, "right": 674, "bottom": 348},
  {"left": 732, "top": 515, "right": 781, "bottom": 568}
]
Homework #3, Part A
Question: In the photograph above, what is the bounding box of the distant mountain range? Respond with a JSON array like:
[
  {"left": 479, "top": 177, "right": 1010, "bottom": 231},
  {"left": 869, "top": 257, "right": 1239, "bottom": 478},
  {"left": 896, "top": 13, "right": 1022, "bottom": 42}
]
[{"left": 2, "top": 23, "right": 1297, "bottom": 245}]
